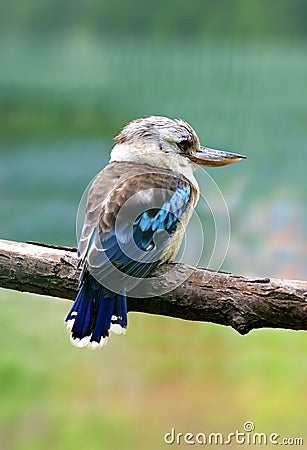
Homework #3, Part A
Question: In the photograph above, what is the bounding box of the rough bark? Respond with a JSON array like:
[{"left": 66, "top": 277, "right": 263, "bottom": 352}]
[{"left": 0, "top": 239, "right": 306, "bottom": 335}]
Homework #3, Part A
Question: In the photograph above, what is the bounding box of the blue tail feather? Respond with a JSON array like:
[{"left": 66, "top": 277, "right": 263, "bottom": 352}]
[
  {"left": 91, "top": 294, "right": 115, "bottom": 343},
  {"left": 65, "top": 271, "right": 127, "bottom": 349},
  {"left": 112, "top": 294, "right": 128, "bottom": 328}
]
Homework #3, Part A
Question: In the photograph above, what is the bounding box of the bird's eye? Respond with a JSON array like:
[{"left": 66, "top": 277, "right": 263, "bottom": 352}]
[{"left": 177, "top": 139, "right": 190, "bottom": 153}]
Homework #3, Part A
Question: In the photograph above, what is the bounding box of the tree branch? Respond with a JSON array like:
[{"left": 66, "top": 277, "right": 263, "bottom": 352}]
[{"left": 0, "top": 239, "right": 306, "bottom": 335}]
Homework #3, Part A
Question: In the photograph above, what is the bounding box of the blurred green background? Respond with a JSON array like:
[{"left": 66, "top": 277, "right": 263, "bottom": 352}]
[{"left": 1, "top": 0, "right": 307, "bottom": 449}]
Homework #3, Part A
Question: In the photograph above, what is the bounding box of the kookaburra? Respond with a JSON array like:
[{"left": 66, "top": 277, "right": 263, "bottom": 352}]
[{"left": 66, "top": 116, "right": 245, "bottom": 349}]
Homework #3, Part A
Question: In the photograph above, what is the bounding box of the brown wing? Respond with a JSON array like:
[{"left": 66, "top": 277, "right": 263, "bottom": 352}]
[{"left": 78, "top": 161, "right": 197, "bottom": 261}]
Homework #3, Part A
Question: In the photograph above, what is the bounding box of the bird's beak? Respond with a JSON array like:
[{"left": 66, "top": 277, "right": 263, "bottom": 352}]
[{"left": 189, "top": 146, "right": 247, "bottom": 167}]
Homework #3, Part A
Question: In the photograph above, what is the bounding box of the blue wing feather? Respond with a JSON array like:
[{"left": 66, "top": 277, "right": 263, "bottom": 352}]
[
  {"left": 66, "top": 176, "right": 192, "bottom": 347},
  {"left": 96, "top": 179, "right": 191, "bottom": 277}
]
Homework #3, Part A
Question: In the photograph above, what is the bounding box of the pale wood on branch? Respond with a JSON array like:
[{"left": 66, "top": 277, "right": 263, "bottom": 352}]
[{"left": 0, "top": 239, "right": 306, "bottom": 335}]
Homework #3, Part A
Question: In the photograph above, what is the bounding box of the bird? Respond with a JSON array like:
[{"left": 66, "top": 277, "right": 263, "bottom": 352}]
[{"left": 65, "top": 116, "right": 246, "bottom": 349}]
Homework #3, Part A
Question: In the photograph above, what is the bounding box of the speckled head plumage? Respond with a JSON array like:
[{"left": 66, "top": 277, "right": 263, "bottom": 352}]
[
  {"left": 114, "top": 116, "right": 199, "bottom": 156},
  {"left": 113, "top": 115, "right": 246, "bottom": 168}
]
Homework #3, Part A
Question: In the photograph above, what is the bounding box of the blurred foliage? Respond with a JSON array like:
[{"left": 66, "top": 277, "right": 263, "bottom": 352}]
[
  {"left": 0, "top": 0, "right": 307, "bottom": 449},
  {"left": 1, "top": 0, "right": 307, "bottom": 38}
]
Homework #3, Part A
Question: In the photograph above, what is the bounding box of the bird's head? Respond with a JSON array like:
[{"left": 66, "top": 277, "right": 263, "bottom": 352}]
[{"left": 110, "top": 116, "right": 246, "bottom": 173}]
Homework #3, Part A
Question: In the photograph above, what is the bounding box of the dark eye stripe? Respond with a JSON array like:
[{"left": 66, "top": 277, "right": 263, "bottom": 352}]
[{"left": 177, "top": 139, "right": 190, "bottom": 152}]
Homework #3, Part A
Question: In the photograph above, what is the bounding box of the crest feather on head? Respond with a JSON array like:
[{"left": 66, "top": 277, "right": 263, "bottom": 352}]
[{"left": 114, "top": 116, "right": 199, "bottom": 150}]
